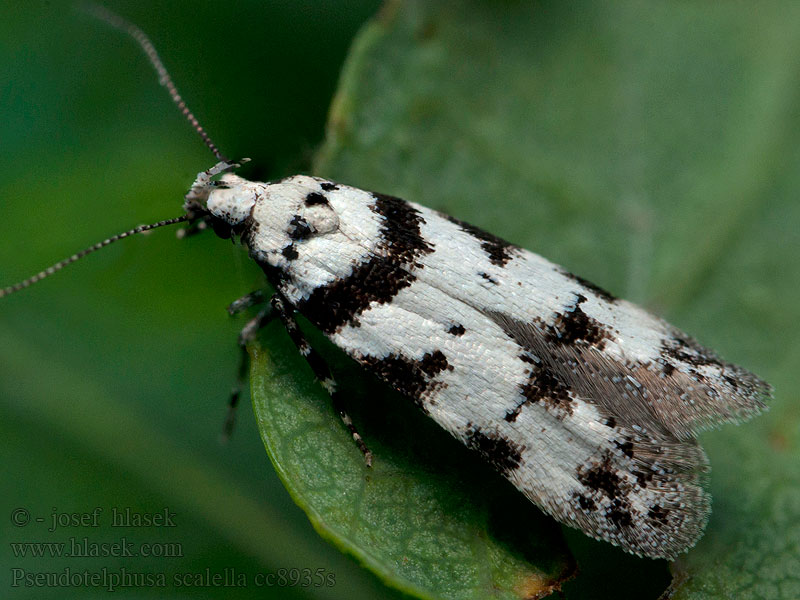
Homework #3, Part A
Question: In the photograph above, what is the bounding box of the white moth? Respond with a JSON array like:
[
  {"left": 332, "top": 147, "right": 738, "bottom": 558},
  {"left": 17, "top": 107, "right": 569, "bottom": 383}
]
[{"left": 2, "top": 5, "right": 771, "bottom": 561}]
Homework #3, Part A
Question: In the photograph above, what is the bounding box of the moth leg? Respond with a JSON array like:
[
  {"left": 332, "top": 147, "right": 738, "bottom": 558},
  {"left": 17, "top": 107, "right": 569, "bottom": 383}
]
[
  {"left": 222, "top": 305, "right": 274, "bottom": 441},
  {"left": 271, "top": 294, "right": 374, "bottom": 467},
  {"left": 227, "top": 290, "right": 267, "bottom": 316}
]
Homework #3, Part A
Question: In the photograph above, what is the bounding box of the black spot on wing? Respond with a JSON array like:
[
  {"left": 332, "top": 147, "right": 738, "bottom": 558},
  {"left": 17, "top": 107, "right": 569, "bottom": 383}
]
[
  {"left": 297, "top": 193, "right": 433, "bottom": 333},
  {"left": 464, "top": 426, "right": 524, "bottom": 476},
  {"left": 575, "top": 493, "right": 596, "bottom": 511},
  {"left": 359, "top": 350, "right": 452, "bottom": 412},
  {"left": 418, "top": 350, "right": 453, "bottom": 376},
  {"left": 614, "top": 439, "right": 635, "bottom": 458},
  {"left": 479, "top": 272, "right": 499, "bottom": 285},
  {"left": 320, "top": 182, "right": 339, "bottom": 192},
  {"left": 633, "top": 468, "right": 654, "bottom": 489},
  {"left": 445, "top": 214, "right": 518, "bottom": 266},
  {"left": 305, "top": 192, "right": 329, "bottom": 206},
  {"left": 577, "top": 451, "right": 635, "bottom": 530},
  {"left": 723, "top": 374, "right": 739, "bottom": 390},
  {"left": 506, "top": 355, "right": 573, "bottom": 422},
  {"left": 662, "top": 333, "right": 724, "bottom": 369},
  {"left": 524, "top": 365, "right": 572, "bottom": 415},
  {"left": 648, "top": 504, "right": 669, "bottom": 527},
  {"left": 578, "top": 452, "right": 623, "bottom": 498},
  {"left": 559, "top": 269, "right": 618, "bottom": 303},
  {"left": 547, "top": 294, "right": 610, "bottom": 349},
  {"left": 371, "top": 193, "right": 435, "bottom": 261},
  {"left": 299, "top": 259, "right": 417, "bottom": 333},
  {"left": 607, "top": 499, "right": 634, "bottom": 528},
  {"left": 447, "top": 323, "right": 465, "bottom": 336}
]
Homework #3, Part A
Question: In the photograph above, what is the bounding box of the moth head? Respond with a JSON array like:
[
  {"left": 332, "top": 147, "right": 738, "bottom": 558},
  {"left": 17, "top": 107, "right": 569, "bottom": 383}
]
[
  {"left": 203, "top": 174, "right": 261, "bottom": 238},
  {"left": 180, "top": 159, "right": 258, "bottom": 239}
]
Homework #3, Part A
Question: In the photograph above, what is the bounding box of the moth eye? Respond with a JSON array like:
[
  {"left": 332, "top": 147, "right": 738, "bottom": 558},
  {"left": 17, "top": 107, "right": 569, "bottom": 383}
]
[{"left": 209, "top": 216, "right": 233, "bottom": 239}]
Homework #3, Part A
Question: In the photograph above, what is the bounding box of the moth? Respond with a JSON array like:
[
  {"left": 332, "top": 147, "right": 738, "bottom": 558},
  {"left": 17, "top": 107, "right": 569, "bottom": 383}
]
[{"left": 2, "top": 5, "right": 771, "bottom": 560}]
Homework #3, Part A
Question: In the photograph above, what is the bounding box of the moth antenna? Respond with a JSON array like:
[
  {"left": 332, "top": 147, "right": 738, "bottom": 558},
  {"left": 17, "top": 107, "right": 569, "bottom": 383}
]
[
  {"left": 0, "top": 216, "right": 189, "bottom": 298},
  {"left": 77, "top": 2, "right": 228, "bottom": 162}
]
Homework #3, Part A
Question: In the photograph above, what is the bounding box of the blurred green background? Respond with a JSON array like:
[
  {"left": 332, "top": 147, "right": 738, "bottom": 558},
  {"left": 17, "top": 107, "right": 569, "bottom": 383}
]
[{"left": 0, "top": 1, "right": 404, "bottom": 598}]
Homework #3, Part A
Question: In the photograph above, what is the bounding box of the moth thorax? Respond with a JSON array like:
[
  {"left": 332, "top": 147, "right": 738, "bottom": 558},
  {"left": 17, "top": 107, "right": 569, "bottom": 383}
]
[{"left": 252, "top": 178, "right": 341, "bottom": 239}]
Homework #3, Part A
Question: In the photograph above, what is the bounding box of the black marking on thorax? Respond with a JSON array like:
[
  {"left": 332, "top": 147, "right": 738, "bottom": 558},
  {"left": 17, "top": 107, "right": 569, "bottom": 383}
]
[
  {"left": 297, "top": 193, "right": 434, "bottom": 334},
  {"left": 279, "top": 191, "right": 333, "bottom": 262},
  {"left": 288, "top": 215, "right": 313, "bottom": 240},
  {"left": 305, "top": 192, "right": 329, "bottom": 206},
  {"left": 281, "top": 245, "right": 299, "bottom": 260},
  {"left": 278, "top": 214, "right": 313, "bottom": 263}
]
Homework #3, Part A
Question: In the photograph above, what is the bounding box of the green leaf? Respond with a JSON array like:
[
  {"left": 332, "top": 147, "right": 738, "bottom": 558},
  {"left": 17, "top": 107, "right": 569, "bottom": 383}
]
[
  {"left": 252, "top": 0, "right": 800, "bottom": 599},
  {"left": 251, "top": 328, "right": 575, "bottom": 600}
]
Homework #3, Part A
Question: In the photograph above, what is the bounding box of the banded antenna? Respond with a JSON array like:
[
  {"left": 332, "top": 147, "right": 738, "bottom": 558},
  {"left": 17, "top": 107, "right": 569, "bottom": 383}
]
[
  {"left": 79, "top": 2, "right": 228, "bottom": 161},
  {"left": 1, "top": 4, "right": 229, "bottom": 298},
  {"left": 0, "top": 217, "right": 189, "bottom": 298}
]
